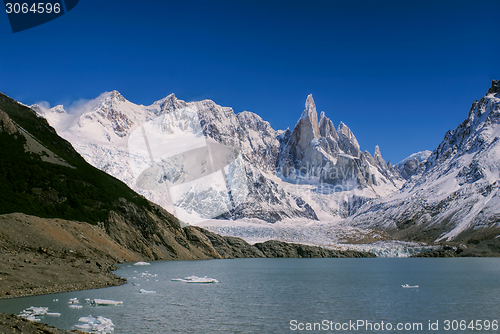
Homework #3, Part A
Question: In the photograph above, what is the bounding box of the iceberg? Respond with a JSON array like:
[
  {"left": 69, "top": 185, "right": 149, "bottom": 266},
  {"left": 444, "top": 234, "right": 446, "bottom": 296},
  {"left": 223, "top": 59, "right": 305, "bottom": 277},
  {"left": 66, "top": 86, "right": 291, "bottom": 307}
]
[
  {"left": 19, "top": 306, "right": 60, "bottom": 321},
  {"left": 138, "top": 271, "right": 157, "bottom": 278},
  {"left": 139, "top": 289, "right": 156, "bottom": 294},
  {"left": 91, "top": 298, "right": 123, "bottom": 306},
  {"left": 22, "top": 314, "right": 40, "bottom": 322},
  {"left": 171, "top": 275, "right": 219, "bottom": 283},
  {"left": 75, "top": 314, "right": 115, "bottom": 333},
  {"left": 133, "top": 261, "right": 150, "bottom": 266},
  {"left": 45, "top": 312, "right": 61, "bottom": 316},
  {"left": 79, "top": 315, "right": 97, "bottom": 323}
]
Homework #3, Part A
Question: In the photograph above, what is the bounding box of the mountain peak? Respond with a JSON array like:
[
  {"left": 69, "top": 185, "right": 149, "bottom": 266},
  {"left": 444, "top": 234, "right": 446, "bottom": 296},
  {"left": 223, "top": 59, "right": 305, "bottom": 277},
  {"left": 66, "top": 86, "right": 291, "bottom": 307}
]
[
  {"left": 488, "top": 79, "right": 500, "bottom": 95},
  {"left": 373, "top": 145, "right": 386, "bottom": 167},
  {"left": 337, "top": 121, "right": 361, "bottom": 156},
  {"left": 300, "top": 94, "right": 318, "bottom": 121},
  {"left": 319, "top": 110, "right": 326, "bottom": 121},
  {"left": 298, "top": 94, "right": 319, "bottom": 137},
  {"left": 110, "top": 90, "right": 125, "bottom": 99},
  {"left": 155, "top": 93, "right": 185, "bottom": 113},
  {"left": 337, "top": 121, "right": 352, "bottom": 138},
  {"left": 305, "top": 94, "right": 315, "bottom": 112},
  {"left": 51, "top": 105, "right": 66, "bottom": 114}
]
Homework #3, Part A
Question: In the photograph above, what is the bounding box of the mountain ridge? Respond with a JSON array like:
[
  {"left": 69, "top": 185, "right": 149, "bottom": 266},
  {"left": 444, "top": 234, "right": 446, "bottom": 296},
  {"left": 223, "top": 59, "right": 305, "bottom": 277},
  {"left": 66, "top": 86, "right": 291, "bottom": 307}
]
[
  {"left": 34, "top": 91, "right": 404, "bottom": 227},
  {"left": 348, "top": 80, "right": 500, "bottom": 243}
]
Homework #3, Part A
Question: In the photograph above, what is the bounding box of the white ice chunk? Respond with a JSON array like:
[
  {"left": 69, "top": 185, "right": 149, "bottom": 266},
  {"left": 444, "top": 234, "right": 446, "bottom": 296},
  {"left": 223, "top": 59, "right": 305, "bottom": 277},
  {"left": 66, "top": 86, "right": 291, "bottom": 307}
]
[
  {"left": 91, "top": 299, "right": 123, "bottom": 306},
  {"left": 133, "top": 261, "right": 151, "bottom": 266},
  {"left": 19, "top": 306, "right": 59, "bottom": 320},
  {"left": 139, "top": 289, "right": 156, "bottom": 293},
  {"left": 79, "top": 315, "right": 97, "bottom": 324},
  {"left": 75, "top": 315, "right": 115, "bottom": 333},
  {"left": 45, "top": 312, "right": 61, "bottom": 316},
  {"left": 171, "top": 275, "right": 219, "bottom": 283}
]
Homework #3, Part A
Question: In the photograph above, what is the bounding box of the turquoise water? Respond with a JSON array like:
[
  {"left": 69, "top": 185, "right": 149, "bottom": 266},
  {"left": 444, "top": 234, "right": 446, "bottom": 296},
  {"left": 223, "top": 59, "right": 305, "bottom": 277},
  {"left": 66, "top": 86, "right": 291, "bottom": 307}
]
[{"left": 1, "top": 258, "right": 500, "bottom": 333}]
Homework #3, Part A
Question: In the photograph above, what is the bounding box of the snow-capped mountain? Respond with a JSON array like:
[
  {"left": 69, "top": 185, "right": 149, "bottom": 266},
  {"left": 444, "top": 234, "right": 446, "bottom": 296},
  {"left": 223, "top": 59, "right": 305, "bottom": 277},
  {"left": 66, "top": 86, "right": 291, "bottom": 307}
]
[
  {"left": 34, "top": 92, "right": 319, "bottom": 224},
  {"left": 34, "top": 92, "right": 403, "bottom": 228},
  {"left": 348, "top": 80, "right": 500, "bottom": 242}
]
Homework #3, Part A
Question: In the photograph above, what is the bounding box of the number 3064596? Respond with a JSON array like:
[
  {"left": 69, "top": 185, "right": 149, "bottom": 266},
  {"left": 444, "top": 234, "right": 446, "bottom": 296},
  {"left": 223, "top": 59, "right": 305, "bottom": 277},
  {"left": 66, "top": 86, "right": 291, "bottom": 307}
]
[{"left": 5, "top": 3, "right": 61, "bottom": 14}]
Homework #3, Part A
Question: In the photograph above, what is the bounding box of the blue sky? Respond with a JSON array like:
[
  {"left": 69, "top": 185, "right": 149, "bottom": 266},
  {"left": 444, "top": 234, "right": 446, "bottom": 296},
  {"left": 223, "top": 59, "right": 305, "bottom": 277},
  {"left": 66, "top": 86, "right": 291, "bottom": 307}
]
[{"left": 0, "top": 0, "right": 499, "bottom": 164}]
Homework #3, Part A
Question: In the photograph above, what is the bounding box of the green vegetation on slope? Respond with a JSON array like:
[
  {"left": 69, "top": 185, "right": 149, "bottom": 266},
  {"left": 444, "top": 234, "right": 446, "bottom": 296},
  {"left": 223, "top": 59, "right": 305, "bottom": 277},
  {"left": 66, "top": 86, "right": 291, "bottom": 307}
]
[{"left": 0, "top": 92, "right": 151, "bottom": 224}]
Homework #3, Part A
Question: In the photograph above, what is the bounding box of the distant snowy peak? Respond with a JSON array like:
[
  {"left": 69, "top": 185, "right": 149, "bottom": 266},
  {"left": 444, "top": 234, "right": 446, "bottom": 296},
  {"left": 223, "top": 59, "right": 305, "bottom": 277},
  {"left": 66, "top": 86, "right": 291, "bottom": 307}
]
[
  {"left": 373, "top": 145, "right": 386, "bottom": 166},
  {"left": 151, "top": 93, "right": 178, "bottom": 112},
  {"left": 30, "top": 103, "right": 66, "bottom": 115},
  {"left": 396, "top": 150, "right": 432, "bottom": 167},
  {"left": 90, "top": 91, "right": 135, "bottom": 138},
  {"left": 396, "top": 150, "right": 432, "bottom": 180},
  {"left": 488, "top": 79, "right": 500, "bottom": 95}
]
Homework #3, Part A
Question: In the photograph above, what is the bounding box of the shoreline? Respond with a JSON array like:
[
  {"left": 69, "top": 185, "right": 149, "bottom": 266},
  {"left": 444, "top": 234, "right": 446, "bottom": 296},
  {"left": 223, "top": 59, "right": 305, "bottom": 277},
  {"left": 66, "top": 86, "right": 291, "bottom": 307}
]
[
  {"left": 0, "top": 250, "right": 127, "bottom": 300},
  {"left": 2, "top": 251, "right": 500, "bottom": 333}
]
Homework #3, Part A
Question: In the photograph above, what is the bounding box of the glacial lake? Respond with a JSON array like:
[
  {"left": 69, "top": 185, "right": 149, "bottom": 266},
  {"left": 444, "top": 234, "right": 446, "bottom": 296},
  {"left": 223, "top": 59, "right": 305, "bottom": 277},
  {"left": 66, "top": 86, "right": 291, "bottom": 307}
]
[{"left": 1, "top": 258, "right": 500, "bottom": 333}]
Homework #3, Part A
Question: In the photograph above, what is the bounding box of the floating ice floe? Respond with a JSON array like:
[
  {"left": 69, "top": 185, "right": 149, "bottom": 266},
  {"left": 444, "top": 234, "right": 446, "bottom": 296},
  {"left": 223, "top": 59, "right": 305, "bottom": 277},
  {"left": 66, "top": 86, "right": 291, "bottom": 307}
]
[
  {"left": 68, "top": 297, "right": 83, "bottom": 308},
  {"left": 139, "top": 289, "right": 156, "bottom": 294},
  {"left": 75, "top": 315, "right": 115, "bottom": 333},
  {"left": 171, "top": 275, "right": 219, "bottom": 283},
  {"left": 138, "top": 271, "right": 157, "bottom": 278},
  {"left": 133, "top": 261, "right": 150, "bottom": 266},
  {"left": 91, "top": 299, "right": 123, "bottom": 306},
  {"left": 19, "top": 306, "right": 61, "bottom": 321}
]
